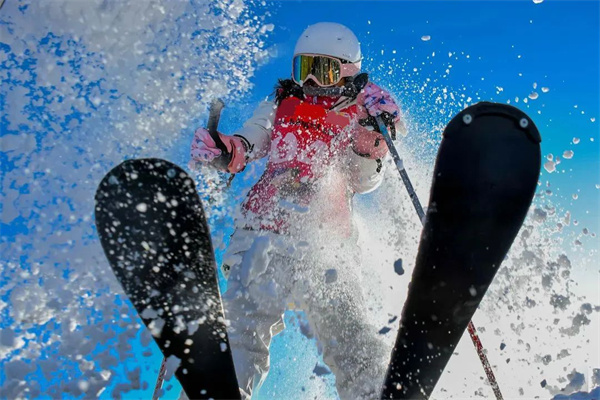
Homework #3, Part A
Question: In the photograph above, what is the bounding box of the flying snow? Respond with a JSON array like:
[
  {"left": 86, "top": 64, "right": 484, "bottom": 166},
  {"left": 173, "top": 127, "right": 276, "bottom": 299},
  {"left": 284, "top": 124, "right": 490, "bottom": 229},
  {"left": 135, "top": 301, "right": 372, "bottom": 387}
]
[{"left": 0, "top": 0, "right": 271, "bottom": 398}]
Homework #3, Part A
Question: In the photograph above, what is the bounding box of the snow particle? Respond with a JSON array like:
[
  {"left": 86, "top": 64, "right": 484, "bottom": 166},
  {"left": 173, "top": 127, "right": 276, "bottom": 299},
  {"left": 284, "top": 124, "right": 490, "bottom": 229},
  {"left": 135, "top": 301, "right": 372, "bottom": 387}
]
[
  {"left": 529, "top": 92, "right": 539, "bottom": 100},
  {"left": 313, "top": 363, "right": 331, "bottom": 376},
  {"left": 533, "top": 207, "right": 548, "bottom": 222},
  {"left": 541, "top": 87, "right": 550, "bottom": 93},
  {"left": 550, "top": 295, "right": 571, "bottom": 310},
  {"left": 394, "top": 259, "right": 404, "bottom": 275},
  {"left": 542, "top": 354, "right": 552, "bottom": 365},
  {"left": 544, "top": 160, "right": 556, "bottom": 173},
  {"left": 324, "top": 269, "right": 338, "bottom": 284},
  {"left": 573, "top": 137, "right": 580, "bottom": 144},
  {"left": 136, "top": 203, "right": 148, "bottom": 212},
  {"left": 260, "top": 24, "right": 274, "bottom": 34},
  {"left": 379, "top": 327, "right": 392, "bottom": 335},
  {"left": 141, "top": 307, "right": 158, "bottom": 319},
  {"left": 421, "top": 35, "right": 431, "bottom": 41},
  {"left": 563, "top": 150, "right": 574, "bottom": 159}
]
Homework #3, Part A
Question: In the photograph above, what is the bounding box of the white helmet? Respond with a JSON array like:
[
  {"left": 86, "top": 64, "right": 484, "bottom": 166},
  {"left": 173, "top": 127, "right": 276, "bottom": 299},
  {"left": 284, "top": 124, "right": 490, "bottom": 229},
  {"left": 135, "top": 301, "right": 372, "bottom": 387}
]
[{"left": 294, "top": 22, "right": 362, "bottom": 65}]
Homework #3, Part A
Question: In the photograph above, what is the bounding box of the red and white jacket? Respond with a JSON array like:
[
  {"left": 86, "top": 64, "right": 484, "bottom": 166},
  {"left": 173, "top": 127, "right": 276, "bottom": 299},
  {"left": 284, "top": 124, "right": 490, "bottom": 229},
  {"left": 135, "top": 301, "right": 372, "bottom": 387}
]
[{"left": 234, "top": 91, "right": 401, "bottom": 238}]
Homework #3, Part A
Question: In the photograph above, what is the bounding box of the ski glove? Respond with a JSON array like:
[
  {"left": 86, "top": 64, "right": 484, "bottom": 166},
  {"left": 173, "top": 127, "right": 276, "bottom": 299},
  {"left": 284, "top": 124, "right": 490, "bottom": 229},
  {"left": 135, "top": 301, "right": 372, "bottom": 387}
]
[
  {"left": 189, "top": 127, "right": 249, "bottom": 173},
  {"left": 353, "top": 82, "right": 406, "bottom": 159},
  {"left": 357, "top": 82, "right": 402, "bottom": 123}
]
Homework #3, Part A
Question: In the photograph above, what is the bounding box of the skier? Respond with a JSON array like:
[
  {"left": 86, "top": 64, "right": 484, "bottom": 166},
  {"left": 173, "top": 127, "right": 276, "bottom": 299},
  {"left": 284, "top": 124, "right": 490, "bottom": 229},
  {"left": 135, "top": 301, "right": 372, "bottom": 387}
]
[{"left": 190, "top": 22, "right": 406, "bottom": 399}]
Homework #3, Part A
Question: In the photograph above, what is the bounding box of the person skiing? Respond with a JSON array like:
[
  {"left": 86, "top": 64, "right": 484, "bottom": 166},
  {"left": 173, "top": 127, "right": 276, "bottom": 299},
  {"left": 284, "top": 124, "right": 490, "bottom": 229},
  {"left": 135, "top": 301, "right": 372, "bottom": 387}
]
[{"left": 189, "top": 22, "right": 406, "bottom": 399}]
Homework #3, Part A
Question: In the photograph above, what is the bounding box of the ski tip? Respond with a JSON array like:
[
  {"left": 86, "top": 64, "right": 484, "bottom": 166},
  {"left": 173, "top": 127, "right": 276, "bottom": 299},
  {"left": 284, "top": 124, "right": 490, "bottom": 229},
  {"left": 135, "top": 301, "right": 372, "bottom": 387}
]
[
  {"left": 94, "top": 158, "right": 191, "bottom": 207},
  {"left": 447, "top": 102, "right": 541, "bottom": 144}
]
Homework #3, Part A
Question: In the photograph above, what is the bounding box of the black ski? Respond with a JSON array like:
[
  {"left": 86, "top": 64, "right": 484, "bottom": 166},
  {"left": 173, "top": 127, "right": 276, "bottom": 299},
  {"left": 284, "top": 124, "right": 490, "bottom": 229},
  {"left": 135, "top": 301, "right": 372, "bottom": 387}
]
[
  {"left": 94, "top": 158, "right": 240, "bottom": 400},
  {"left": 382, "top": 103, "right": 541, "bottom": 399}
]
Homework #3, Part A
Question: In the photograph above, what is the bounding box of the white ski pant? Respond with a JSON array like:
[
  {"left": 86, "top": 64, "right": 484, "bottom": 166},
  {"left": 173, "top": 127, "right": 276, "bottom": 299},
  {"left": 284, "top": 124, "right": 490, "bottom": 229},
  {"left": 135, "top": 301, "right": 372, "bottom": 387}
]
[{"left": 222, "top": 232, "right": 388, "bottom": 399}]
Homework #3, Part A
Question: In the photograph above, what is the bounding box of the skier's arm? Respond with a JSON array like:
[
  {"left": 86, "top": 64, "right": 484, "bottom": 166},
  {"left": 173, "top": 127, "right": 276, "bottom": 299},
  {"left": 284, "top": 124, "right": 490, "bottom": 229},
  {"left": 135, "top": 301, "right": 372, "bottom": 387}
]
[
  {"left": 348, "top": 150, "right": 387, "bottom": 194},
  {"left": 349, "top": 81, "right": 406, "bottom": 194},
  {"left": 357, "top": 81, "right": 407, "bottom": 137},
  {"left": 189, "top": 100, "right": 276, "bottom": 173},
  {"left": 232, "top": 100, "right": 276, "bottom": 162}
]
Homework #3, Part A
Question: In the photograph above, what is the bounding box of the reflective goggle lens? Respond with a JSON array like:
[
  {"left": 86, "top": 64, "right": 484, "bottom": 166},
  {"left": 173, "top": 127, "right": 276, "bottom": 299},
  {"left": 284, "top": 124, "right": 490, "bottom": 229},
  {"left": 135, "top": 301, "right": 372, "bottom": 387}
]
[{"left": 292, "top": 55, "right": 342, "bottom": 87}]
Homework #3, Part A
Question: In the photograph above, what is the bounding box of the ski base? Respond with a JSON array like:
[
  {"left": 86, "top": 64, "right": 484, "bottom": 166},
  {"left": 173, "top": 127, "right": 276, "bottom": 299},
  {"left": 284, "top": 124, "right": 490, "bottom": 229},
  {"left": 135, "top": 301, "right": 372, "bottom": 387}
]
[
  {"left": 382, "top": 103, "right": 541, "bottom": 399},
  {"left": 95, "top": 158, "right": 240, "bottom": 400}
]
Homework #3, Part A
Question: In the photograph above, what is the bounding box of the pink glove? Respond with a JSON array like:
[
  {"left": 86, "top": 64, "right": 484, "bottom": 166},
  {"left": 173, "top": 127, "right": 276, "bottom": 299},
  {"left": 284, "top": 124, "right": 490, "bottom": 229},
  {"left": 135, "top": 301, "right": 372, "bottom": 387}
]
[
  {"left": 189, "top": 127, "right": 248, "bottom": 173},
  {"left": 357, "top": 82, "right": 401, "bottom": 121},
  {"left": 353, "top": 82, "right": 404, "bottom": 159}
]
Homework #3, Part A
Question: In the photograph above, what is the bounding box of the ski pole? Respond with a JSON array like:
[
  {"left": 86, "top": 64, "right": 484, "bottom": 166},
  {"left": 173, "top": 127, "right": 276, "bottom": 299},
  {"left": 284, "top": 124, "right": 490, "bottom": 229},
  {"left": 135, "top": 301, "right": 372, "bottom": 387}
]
[
  {"left": 375, "top": 115, "right": 503, "bottom": 400},
  {"left": 152, "top": 356, "right": 167, "bottom": 400},
  {"left": 207, "top": 98, "right": 226, "bottom": 152},
  {"left": 375, "top": 117, "right": 425, "bottom": 223},
  {"left": 207, "top": 99, "right": 235, "bottom": 187}
]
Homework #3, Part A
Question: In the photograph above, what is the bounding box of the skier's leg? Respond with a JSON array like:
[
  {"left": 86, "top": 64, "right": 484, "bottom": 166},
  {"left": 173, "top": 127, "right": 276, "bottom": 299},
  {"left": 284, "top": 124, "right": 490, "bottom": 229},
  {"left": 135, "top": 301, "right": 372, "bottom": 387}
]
[
  {"left": 222, "top": 234, "right": 290, "bottom": 398},
  {"left": 297, "top": 255, "right": 389, "bottom": 399}
]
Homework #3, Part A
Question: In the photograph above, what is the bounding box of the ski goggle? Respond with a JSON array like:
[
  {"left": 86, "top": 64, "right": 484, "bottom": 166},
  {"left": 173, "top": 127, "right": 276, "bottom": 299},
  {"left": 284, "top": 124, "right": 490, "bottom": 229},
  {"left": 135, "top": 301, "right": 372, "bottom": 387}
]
[{"left": 292, "top": 54, "right": 360, "bottom": 87}]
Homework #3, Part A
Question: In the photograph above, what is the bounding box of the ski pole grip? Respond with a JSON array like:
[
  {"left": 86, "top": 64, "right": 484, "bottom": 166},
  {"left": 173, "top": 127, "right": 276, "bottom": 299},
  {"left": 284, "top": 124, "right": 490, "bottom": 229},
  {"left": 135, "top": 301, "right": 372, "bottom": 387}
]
[{"left": 207, "top": 99, "right": 228, "bottom": 154}]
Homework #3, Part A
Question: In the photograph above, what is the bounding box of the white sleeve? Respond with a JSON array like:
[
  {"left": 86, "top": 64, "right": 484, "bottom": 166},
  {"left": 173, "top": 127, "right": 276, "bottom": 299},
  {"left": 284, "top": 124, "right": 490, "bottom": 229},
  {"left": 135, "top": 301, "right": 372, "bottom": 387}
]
[
  {"left": 395, "top": 118, "right": 408, "bottom": 137},
  {"left": 347, "top": 150, "right": 387, "bottom": 194},
  {"left": 233, "top": 100, "right": 276, "bottom": 161}
]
